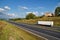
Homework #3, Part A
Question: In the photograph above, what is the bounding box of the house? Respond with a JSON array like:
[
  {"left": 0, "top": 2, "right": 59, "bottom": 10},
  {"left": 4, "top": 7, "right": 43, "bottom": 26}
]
[{"left": 44, "top": 12, "right": 53, "bottom": 17}]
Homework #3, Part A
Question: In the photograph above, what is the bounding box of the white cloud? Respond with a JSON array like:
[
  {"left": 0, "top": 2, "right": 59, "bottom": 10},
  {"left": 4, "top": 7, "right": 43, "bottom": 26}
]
[
  {"left": 33, "top": 11, "right": 39, "bottom": 15},
  {"left": 26, "top": 11, "right": 39, "bottom": 16},
  {"left": 0, "top": 6, "right": 10, "bottom": 13},
  {"left": 0, "top": 6, "right": 12, "bottom": 19},
  {"left": 7, "top": 13, "right": 18, "bottom": 18},
  {"left": 40, "top": 12, "right": 44, "bottom": 15},
  {"left": 8, "top": 13, "right": 15, "bottom": 16},
  {"left": 0, "top": 8, "right": 5, "bottom": 12},
  {"left": 21, "top": 6, "right": 28, "bottom": 10},
  {"left": 4, "top": 6, "right": 10, "bottom": 10}
]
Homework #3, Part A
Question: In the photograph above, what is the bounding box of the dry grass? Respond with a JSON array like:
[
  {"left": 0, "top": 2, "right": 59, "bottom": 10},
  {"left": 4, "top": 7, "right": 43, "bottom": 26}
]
[
  {"left": 15, "top": 17, "right": 60, "bottom": 32},
  {"left": 16, "top": 17, "right": 60, "bottom": 26},
  {"left": 0, "top": 20, "right": 45, "bottom": 40}
]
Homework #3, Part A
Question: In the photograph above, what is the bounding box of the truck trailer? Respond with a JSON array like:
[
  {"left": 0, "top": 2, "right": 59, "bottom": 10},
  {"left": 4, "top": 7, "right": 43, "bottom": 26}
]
[{"left": 37, "top": 21, "right": 53, "bottom": 27}]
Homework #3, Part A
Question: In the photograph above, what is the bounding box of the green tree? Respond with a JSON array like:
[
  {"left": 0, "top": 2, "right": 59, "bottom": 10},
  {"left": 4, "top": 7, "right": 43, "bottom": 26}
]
[
  {"left": 55, "top": 7, "right": 60, "bottom": 16},
  {"left": 26, "top": 13, "right": 36, "bottom": 19}
]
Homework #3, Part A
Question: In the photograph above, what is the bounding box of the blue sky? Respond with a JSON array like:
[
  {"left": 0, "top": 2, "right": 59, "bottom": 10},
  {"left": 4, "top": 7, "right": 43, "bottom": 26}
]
[{"left": 0, "top": 0, "right": 60, "bottom": 18}]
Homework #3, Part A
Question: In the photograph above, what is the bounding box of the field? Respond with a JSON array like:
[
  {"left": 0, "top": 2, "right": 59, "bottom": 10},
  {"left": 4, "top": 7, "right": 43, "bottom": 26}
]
[
  {"left": 14, "top": 17, "right": 60, "bottom": 32},
  {"left": 15, "top": 17, "right": 60, "bottom": 26},
  {"left": 0, "top": 20, "right": 45, "bottom": 40}
]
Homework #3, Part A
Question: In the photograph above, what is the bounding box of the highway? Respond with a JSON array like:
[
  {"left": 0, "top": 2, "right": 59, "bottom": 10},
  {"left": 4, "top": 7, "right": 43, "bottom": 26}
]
[{"left": 8, "top": 21, "right": 60, "bottom": 40}]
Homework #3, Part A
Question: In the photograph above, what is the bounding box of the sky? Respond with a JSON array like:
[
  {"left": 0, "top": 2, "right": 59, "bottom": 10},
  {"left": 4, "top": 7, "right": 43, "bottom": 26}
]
[{"left": 0, "top": 0, "right": 60, "bottom": 18}]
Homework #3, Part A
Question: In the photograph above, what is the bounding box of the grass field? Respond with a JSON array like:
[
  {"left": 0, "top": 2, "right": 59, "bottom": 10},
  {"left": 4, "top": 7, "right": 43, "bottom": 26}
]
[
  {"left": 0, "top": 20, "right": 45, "bottom": 40},
  {"left": 15, "top": 17, "right": 60, "bottom": 26},
  {"left": 14, "top": 17, "right": 60, "bottom": 32}
]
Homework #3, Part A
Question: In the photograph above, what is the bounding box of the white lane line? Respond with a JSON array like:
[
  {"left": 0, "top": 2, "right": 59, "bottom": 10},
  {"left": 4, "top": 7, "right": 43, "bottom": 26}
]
[
  {"left": 9, "top": 22, "right": 60, "bottom": 40},
  {"left": 21, "top": 27, "right": 60, "bottom": 40},
  {"left": 13, "top": 24, "right": 48, "bottom": 40}
]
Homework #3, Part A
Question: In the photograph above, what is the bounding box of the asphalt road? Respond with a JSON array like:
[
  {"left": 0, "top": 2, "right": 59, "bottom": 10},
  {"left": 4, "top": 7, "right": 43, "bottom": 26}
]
[{"left": 8, "top": 21, "right": 60, "bottom": 40}]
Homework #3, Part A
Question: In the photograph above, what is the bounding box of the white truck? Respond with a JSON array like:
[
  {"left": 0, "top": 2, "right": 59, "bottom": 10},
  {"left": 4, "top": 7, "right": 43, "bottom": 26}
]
[{"left": 37, "top": 21, "right": 53, "bottom": 27}]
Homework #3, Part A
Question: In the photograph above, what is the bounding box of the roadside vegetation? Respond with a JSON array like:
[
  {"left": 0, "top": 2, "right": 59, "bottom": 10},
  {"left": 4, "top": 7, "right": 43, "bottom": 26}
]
[
  {"left": 0, "top": 20, "right": 45, "bottom": 40},
  {"left": 11, "top": 6, "right": 60, "bottom": 32},
  {"left": 14, "top": 17, "right": 60, "bottom": 26},
  {"left": 10, "top": 7, "right": 60, "bottom": 26},
  {"left": 12, "top": 17, "right": 60, "bottom": 32}
]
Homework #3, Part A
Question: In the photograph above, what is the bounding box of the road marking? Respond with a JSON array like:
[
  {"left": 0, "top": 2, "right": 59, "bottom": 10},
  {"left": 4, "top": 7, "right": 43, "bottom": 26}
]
[
  {"left": 8, "top": 21, "right": 60, "bottom": 40},
  {"left": 21, "top": 27, "right": 60, "bottom": 40},
  {"left": 12, "top": 24, "right": 48, "bottom": 40}
]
